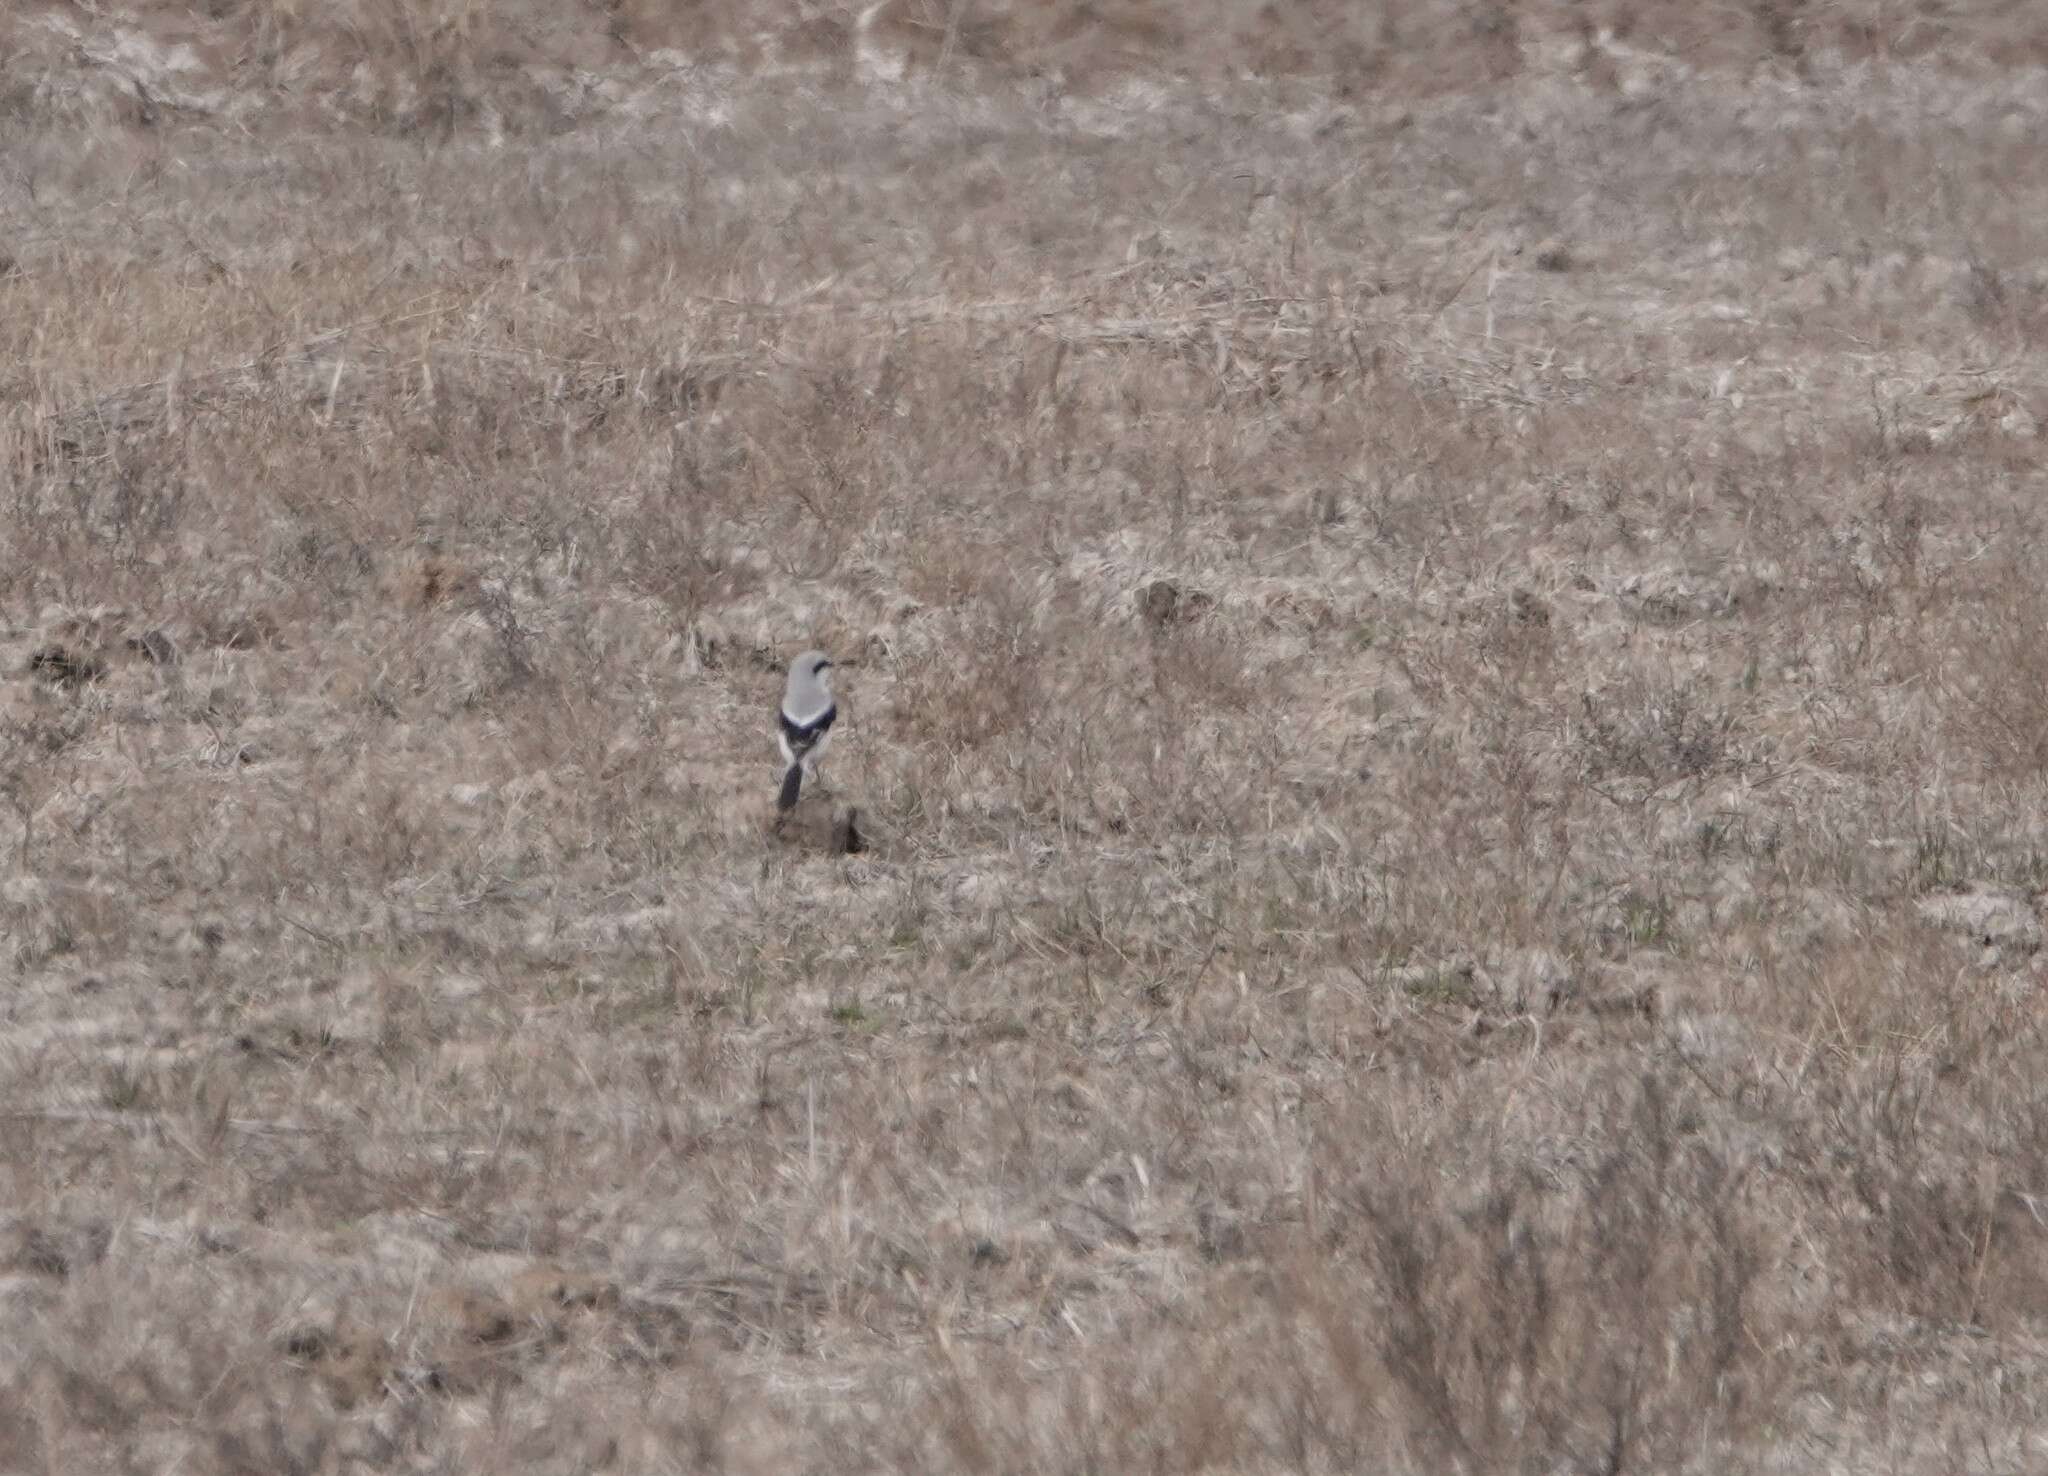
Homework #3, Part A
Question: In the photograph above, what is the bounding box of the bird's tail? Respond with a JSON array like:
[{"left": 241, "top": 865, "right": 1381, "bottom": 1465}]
[{"left": 777, "top": 763, "right": 805, "bottom": 811}]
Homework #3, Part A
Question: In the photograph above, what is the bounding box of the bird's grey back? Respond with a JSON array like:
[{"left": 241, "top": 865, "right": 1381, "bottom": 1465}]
[{"left": 783, "top": 650, "right": 834, "bottom": 725}]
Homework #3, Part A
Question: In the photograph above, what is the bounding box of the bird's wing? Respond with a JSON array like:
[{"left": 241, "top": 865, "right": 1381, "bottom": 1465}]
[{"left": 780, "top": 702, "right": 836, "bottom": 753}]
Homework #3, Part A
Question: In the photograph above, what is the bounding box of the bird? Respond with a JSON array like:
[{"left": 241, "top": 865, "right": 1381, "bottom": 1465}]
[{"left": 776, "top": 650, "right": 837, "bottom": 812}]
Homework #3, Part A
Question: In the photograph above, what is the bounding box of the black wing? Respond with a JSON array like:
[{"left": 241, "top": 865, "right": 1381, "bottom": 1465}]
[{"left": 779, "top": 702, "right": 836, "bottom": 758}]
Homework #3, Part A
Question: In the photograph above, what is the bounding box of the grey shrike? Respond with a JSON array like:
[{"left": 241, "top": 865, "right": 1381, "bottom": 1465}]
[{"left": 776, "top": 650, "right": 837, "bottom": 812}]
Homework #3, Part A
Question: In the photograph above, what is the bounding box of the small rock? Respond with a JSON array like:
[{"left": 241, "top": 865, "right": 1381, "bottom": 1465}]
[
  {"left": 774, "top": 801, "right": 867, "bottom": 856},
  {"left": 1138, "top": 580, "right": 1213, "bottom": 628}
]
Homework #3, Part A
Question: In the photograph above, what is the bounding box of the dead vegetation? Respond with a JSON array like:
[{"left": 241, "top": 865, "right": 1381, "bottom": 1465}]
[{"left": 4, "top": 1, "right": 2048, "bottom": 1471}]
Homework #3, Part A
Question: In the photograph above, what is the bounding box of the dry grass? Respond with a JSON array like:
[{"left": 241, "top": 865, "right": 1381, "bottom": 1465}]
[{"left": 6, "top": 2, "right": 2048, "bottom": 1471}]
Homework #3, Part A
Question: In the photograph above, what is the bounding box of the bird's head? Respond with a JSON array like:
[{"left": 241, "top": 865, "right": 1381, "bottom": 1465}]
[{"left": 794, "top": 650, "right": 834, "bottom": 692}]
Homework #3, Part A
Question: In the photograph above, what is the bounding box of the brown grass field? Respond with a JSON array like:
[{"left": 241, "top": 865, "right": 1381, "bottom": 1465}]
[{"left": 6, "top": 1, "right": 2048, "bottom": 1470}]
